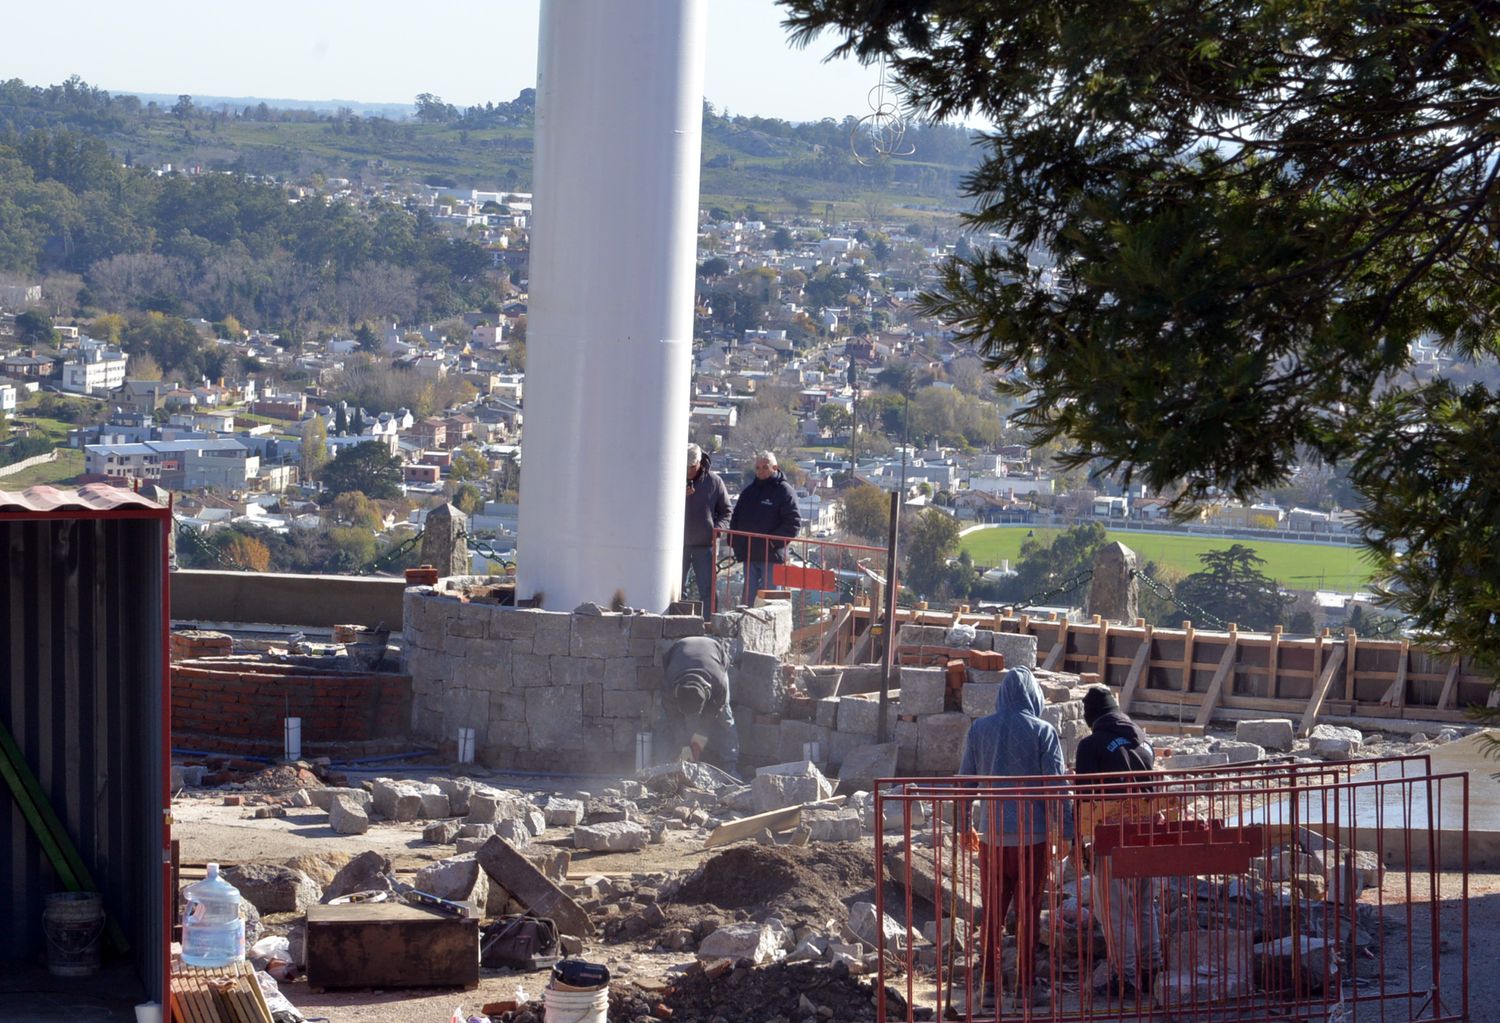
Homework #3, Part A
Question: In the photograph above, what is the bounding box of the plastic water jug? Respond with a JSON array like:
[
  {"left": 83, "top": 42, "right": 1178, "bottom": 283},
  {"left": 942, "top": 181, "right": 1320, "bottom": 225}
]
[{"left": 181, "top": 863, "right": 244, "bottom": 968}]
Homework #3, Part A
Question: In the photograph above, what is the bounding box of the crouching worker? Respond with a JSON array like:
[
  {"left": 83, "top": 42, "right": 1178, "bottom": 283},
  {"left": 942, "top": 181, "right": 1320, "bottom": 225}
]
[{"left": 659, "top": 636, "right": 740, "bottom": 778}]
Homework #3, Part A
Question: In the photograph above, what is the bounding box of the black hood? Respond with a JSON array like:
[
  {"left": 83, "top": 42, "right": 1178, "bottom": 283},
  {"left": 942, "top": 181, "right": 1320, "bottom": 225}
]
[{"left": 1090, "top": 709, "right": 1150, "bottom": 747}]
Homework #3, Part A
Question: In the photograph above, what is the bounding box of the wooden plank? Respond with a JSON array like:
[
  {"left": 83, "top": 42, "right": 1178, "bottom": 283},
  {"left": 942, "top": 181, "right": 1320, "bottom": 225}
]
[
  {"left": 1380, "top": 640, "right": 1409, "bottom": 707},
  {"left": 1436, "top": 657, "right": 1462, "bottom": 710},
  {"left": 1181, "top": 622, "right": 1196, "bottom": 692},
  {"left": 1042, "top": 640, "right": 1065, "bottom": 671},
  {"left": 815, "top": 604, "right": 853, "bottom": 665},
  {"left": 1298, "top": 644, "right": 1346, "bottom": 737},
  {"left": 1343, "top": 628, "right": 1358, "bottom": 701},
  {"left": 704, "top": 796, "right": 847, "bottom": 849},
  {"left": 1097, "top": 618, "right": 1110, "bottom": 683},
  {"left": 1268, "top": 626, "right": 1282, "bottom": 698},
  {"left": 842, "top": 625, "right": 873, "bottom": 666},
  {"left": 1118, "top": 628, "right": 1153, "bottom": 714},
  {"left": 1193, "top": 631, "right": 1239, "bottom": 728}
]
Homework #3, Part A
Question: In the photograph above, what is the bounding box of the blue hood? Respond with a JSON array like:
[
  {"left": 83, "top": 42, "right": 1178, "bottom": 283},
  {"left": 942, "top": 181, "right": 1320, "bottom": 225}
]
[{"left": 959, "top": 666, "right": 1071, "bottom": 843}]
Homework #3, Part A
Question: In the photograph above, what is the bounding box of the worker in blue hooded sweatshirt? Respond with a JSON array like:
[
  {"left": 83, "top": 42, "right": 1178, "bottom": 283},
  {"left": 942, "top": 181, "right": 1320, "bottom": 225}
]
[{"left": 958, "top": 665, "right": 1070, "bottom": 1011}]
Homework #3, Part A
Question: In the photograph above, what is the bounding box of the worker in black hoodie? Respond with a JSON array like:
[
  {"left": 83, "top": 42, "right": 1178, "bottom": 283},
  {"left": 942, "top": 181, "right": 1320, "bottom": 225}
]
[{"left": 1074, "top": 687, "right": 1162, "bottom": 1002}]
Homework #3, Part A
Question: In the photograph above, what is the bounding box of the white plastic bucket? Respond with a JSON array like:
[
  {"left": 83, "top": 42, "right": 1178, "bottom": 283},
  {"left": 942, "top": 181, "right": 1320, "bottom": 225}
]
[{"left": 543, "top": 983, "right": 608, "bottom": 1023}]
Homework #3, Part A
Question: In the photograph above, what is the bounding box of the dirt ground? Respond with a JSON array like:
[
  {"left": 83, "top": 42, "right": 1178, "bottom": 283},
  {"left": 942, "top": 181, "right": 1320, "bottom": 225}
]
[{"left": 166, "top": 765, "right": 1500, "bottom": 1023}]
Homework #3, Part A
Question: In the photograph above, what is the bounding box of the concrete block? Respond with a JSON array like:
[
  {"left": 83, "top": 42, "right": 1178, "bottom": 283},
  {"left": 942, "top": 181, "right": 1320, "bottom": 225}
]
[
  {"left": 836, "top": 695, "right": 883, "bottom": 736},
  {"left": 989, "top": 632, "right": 1038, "bottom": 670},
  {"left": 328, "top": 795, "right": 369, "bottom": 835},
  {"left": 573, "top": 821, "right": 650, "bottom": 851},
  {"left": 961, "top": 682, "right": 1001, "bottom": 718},
  {"left": 917, "top": 713, "right": 971, "bottom": 773},
  {"left": 899, "top": 667, "right": 946, "bottom": 717},
  {"left": 1237, "top": 718, "right": 1295, "bottom": 752},
  {"left": 733, "top": 651, "right": 786, "bottom": 715},
  {"left": 488, "top": 607, "right": 538, "bottom": 640},
  {"left": 1309, "top": 724, "right": 1362, "bottom": 759},
  {"left": 570, "top": 613, "right": 630, "bottom": 658},
  {"left": 629, "top": 615, "right": 664, "bottom": 641},
  {"left": 897, "top": 624, "right": 947, "bottom": 647}
]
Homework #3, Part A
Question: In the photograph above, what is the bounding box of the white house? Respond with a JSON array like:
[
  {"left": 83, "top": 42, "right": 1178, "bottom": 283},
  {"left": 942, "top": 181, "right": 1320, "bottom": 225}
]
[
  {"left": 0, "top": 382, "right": 16, "bottom": 419},
  {"left": 60, "top": 339, "right": 128, "bottom": 395}
]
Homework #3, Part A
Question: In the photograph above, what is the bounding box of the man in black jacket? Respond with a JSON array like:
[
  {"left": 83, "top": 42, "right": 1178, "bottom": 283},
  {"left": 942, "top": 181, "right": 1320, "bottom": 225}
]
[
  {"left": 683, "top": 443, "right": 731, "bottom": 618},
  {"left": 659, "top": 636, "right": 740, "bottom": 777},
  {"left": 1074, "top": 687, "right": 1162, "bottom": 1001},
  {"left": 727, "top": 451, "right": 802, "bottom": 604}
]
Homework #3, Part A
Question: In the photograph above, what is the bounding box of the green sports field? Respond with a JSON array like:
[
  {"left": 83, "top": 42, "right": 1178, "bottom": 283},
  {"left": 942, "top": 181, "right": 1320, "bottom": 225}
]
[{"left": 960, "top": 526, "right": 1375, "bottom": 591}]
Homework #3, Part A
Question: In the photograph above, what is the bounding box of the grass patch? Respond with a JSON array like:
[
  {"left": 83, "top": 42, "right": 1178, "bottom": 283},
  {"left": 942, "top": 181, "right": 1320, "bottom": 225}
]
[
  {"left": 961, "top": 525, "right": 1376, "bottom": 592},
  {"left": 0, "top": 448, "right": 85, "bottom": 488}
]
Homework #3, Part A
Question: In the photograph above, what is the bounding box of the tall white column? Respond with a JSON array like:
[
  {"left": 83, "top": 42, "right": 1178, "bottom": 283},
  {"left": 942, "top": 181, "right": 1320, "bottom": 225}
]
[{"left": 516, "top": 0, "right": 707, "bottom": 611}]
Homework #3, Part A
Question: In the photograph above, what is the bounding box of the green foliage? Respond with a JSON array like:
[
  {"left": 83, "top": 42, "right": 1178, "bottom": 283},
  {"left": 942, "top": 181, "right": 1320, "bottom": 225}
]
[
  {"left": 14, "top": 309, "right": 55, "bottom": 344},
  {"left": 903, "top": 507, "right": 961, "bottom": 597},
  {"left": 1175, "top": 545, "right": 1289, "bottom": 632},
  {"left": 321, "top": 441, "right": 403, "bottom": 501},
  {"left": 1008, "top": 522, "right": 1107, "bottom": 608},
  {"left": 781, "top": 0, "right": 1500, "bottom": 671},
  {"left": 1351, "top": 384, "right": 1500, "bottom": 670},
  {"left": 448, "top": 443, "right": 490, "bottom": 483},
  {"left": 452, "top": 482, "right": 485, "bottom": 516},
  {"left": 299, "top": 414, "right": 328, "bottom": 480},
  {"left": 839, "top": 483, "right": 890, "bottom": 542}
]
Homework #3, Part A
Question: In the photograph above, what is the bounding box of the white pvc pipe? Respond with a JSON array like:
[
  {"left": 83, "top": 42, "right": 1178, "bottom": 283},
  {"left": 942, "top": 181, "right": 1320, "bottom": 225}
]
[
  {"left": 456, "top": 727, "right": 476, "bottom": 765},
  {"left": 283, "top": 717, "right": 301, "bottom": 762},
  {"left": 516, "top": 0, "right": 707, "bottom": 612}
]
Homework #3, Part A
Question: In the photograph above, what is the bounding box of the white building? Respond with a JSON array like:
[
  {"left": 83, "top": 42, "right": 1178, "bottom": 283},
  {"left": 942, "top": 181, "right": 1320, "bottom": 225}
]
[
  {"left": 0, "top": 382, "right": 16, "bottom": 419},
  {"left": 60, "top": 339, "right": 129, "bottom": 395}
]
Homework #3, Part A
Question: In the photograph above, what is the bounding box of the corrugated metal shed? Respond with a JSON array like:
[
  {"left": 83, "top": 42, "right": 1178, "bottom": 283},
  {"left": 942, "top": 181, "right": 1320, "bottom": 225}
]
[{"left": 1, "top": 485, "right": 169, "bottom": 1002}]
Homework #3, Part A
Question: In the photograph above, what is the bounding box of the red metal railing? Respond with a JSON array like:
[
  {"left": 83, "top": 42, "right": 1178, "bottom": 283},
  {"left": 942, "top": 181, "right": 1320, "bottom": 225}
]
[
  {"left": 705, "top": 527, "right": 889, "bottom": 664},
  {"left": 873, "top": 755, "right": 1469, "bottom": 1021}
]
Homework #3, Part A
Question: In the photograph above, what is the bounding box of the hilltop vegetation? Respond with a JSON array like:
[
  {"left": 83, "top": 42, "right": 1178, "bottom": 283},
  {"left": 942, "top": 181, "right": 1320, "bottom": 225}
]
[{"left": 0, "top": 76, "right": 982, "bottom": 208}]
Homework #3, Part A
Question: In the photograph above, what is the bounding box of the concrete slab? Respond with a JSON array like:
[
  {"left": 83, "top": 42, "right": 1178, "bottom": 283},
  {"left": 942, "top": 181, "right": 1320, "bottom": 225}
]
[{"left": 1242, "top": 730, "right": 1500, "bottom": 869}]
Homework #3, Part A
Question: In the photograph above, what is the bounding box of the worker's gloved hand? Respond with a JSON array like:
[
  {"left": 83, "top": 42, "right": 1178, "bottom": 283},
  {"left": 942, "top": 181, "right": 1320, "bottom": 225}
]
[
  {"left": 960, "top": 829, "right": 982, "bottom": 854},
  {"left": 690, "top": 733, "right": 708, "bottom": 760}
]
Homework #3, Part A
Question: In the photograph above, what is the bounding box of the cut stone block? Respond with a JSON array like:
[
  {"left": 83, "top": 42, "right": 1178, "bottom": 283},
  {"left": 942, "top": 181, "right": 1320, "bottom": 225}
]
[
  {"left": 898, "top": 667, "right": 946, "bottom": 717},
  {"left": 1236, "top": 718, "right": 1295, "bottom": 752},
  {"left": 495, "top": 819, "right": 531, "bottom": 844},
  {"left": 751, "top": 761, "right": 834, "bottom": 812},
  {"left": 573, "top": 821, "right": 651, "bottom": 852},
  {"left": 1162, "top": 752, "right": 1231, "bottom": 770},
  {"left": 476, "top": 836, "right": 595, "bottom": 937},
  {"left": 309, "top": 787, "right": 372, "bottom": 813},
  {"left": 837, "top": 742, "right": 897, "bottom": 793},
  {"left": 961, "top": 682, "right": 1001, "bottom": 718},
  {"left": 413, "top": 855, "right": 489, "bottom": 911},
  {"left": 544, "top": 797, "right": 585, "bottom": 827},
  {"left": 697, "top": 922, "right": 786, "bottom": 965},
  {"left": 459, "top": 823, "right": 496, "bottom": 840},
  {"left": 1309, "top": 724, "right": 1363, "bottom": 759},
  {"left": 848, "top": 901, "right": 906, "bottom": 951},
  {"left": 328, "top": 794, "right": 369, "bottom": 835},
  {"left": 916, "top": 713, "right": 971, "bottom": 773},
  {"left": 370, "top": 778, "right": 424, "bottom": 821},
  {"left": 802, "top": 807, "right": 862, "bottom": 843},
  {"left": 1213, "top": 740, "right": 1265, "bottom": 764},
  {"left": 222, "top": 864, "right": 322, "bottom": 915},
  {"left": 423, "top": 820, "right": 462, "bottom": 844},
  {"left": 989, "top": 632, "right": 1038, "bottom": 670},
  {"left": 836, "top": 694, "right": 883, "bottom": 736},
  {"left": 733, "top": 650, "right": 786, "bottom": 715}
]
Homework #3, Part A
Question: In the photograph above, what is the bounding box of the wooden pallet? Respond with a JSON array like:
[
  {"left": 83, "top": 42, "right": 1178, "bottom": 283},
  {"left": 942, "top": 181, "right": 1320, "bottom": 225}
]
[{"left": 170, "top": 960, "right": 275, "bottom": 1023}]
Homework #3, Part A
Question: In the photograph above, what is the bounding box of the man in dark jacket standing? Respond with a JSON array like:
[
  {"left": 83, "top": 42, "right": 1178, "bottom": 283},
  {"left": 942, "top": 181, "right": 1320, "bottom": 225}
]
[
  {"left": 727, "top": 451, "right": 801, "bottom": 604},
  {"left": 684, "top": 443, "right": 731, "bottom": 617},
  {"left": 1074, "top": 686, "right": 1162, "bottom": 1001}
]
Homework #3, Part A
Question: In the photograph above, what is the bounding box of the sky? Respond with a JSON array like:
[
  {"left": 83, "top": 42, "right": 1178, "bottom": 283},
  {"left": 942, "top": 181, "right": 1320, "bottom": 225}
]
[{"left": 6, "top": 0, "right": 891, "bottom": 124}]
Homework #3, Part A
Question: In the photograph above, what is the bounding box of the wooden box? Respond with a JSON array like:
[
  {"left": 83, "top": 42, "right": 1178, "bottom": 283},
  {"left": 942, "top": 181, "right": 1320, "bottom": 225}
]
[{"left": 305, "top": 902, "right": 479, "bottom": 990}]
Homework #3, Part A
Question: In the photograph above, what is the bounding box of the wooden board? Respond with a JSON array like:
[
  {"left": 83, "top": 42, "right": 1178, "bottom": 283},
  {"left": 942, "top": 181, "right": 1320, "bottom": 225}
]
[
  {"left": 1117, "top": 632, "right": 1153, "bottom": 714},
  {"left": 1298, "top": 644, "right": 1347, "bottom": 737},
  {"left": 170, "top": 960, "right": 272, "bottom": 1023},
  {"left": 1193, "top": 635, "right": 1239, "bottom": 728},
  {"left": 703, "top": 796, "right": 847, "bottom": 849}
]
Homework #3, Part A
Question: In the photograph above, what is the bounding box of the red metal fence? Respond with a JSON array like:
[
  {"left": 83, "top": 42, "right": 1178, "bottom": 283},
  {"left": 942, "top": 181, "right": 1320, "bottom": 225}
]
[
  {"left": 874, "top": 756, "right": 1469, "bottom": 1021},
  {"left": 706, "top": 527, "right": 889, "bottom": 663}
]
